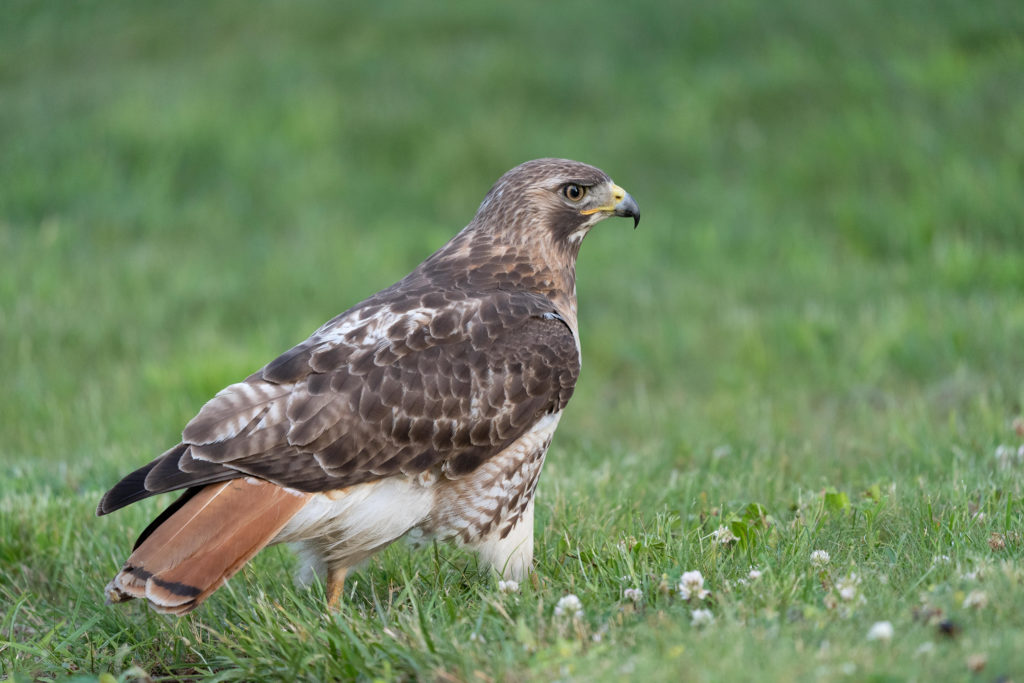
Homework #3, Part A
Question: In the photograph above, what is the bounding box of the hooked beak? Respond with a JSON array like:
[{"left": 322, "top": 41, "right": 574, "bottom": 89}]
[
  {"left": 613, "top": 189, "right": 640, "bottom": 229},
  {"left": 580, "top": 182, "right": 641, "bottom": 228}
]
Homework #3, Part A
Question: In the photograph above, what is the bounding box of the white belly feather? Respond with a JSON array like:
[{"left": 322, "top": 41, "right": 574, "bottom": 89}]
[{"left": 272, "top": 411, "right": 562, "bottom": 584}]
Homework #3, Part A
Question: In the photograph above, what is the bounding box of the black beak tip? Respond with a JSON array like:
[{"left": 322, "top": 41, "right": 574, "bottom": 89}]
[{"left": 614, "top": 193, "right": 640, "bottom": 229}]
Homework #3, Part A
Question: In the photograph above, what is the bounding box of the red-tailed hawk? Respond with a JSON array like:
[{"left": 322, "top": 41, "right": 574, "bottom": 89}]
[{"left": 98, "top": 158, "right": 639, "bottom": 615}]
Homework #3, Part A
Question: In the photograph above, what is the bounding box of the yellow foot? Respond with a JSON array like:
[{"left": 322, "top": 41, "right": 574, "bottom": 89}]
[{"left": 326, "top": 566, "right": 348, "bottom": 610}]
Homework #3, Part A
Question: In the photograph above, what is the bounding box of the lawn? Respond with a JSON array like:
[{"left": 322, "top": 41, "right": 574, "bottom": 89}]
[{"left": 2, "top": 0, "right": 1023, "bottom": 680}]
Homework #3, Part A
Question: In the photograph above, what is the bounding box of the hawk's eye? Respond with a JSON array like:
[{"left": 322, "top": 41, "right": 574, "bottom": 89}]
[{"left": 563, "top": 184, "right": 586, "bottom": 202}]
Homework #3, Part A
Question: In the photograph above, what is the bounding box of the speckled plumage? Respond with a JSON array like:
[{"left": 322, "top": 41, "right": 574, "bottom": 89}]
[{"left": 98, "top": 158, "right": 639, "bottom": 614}]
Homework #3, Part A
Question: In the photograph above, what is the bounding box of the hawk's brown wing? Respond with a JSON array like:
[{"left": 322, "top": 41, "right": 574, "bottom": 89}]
[{"left": 97, "top": 290, "right": 579, "bottom": 514}]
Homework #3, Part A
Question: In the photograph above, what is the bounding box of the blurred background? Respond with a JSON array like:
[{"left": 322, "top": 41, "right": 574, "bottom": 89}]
[{"left": 1, "top": 0, "right": 1022, "bottom": 499}]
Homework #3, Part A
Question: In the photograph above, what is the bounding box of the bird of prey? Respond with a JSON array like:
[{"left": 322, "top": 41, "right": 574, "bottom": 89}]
[{"left": 98, "top": 158, "right": 639, "bottom": 615}]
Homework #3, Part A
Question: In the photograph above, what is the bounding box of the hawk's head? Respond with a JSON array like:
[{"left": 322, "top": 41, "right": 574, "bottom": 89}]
[{"left": 473, "top": 158, "right": 640, "bottom": 252}]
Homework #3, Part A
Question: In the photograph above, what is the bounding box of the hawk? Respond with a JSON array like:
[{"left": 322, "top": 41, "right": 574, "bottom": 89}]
[{"left": 97, "top": 158, "right": 639, "bottom": 615}]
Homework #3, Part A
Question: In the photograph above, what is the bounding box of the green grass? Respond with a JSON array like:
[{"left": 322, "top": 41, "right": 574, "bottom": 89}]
[{"left": 2, "top": 0, "right": 1024, "bottom": 680}]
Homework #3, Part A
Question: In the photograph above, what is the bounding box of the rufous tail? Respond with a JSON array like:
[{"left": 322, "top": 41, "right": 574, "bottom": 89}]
[{"left": 105, "top": 478, "right": 310, "bottom": 615}]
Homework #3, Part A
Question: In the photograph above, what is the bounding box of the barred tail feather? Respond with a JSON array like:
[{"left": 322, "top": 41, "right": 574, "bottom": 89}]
[{"left": 105, "top": 479, "right": 311, "bottom": 615}]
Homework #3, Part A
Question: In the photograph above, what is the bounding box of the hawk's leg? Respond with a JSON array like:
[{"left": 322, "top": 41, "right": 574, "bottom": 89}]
[
  {"left": 326, "top": 565, "right": 348, "bottom": 609},
  {"left": 469, "top": 499, "right": 536, "bottom": 580}
]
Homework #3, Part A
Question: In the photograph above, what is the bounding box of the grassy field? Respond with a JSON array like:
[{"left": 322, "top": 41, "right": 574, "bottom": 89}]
[{"left": 2, "top": 0, "right": 1024, "bottom": 680}]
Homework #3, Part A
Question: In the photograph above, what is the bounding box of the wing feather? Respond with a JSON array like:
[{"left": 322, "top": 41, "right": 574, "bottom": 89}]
[
  {"left": 183, "top": 382, "right": 292, "bottom": 445},
  {"left": 98, "top": 290, "right": 580, "bottom": 512}
]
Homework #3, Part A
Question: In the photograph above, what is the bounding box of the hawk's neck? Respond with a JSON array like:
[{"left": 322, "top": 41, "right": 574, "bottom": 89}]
[{"left": 409, "top": 227, "right": 580, "bottom": 324}]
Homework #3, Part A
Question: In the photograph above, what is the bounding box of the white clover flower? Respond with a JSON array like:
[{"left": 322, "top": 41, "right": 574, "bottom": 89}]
[
  {"left": 747, "top": 567, "right": 763, "bottom": 581},
  {"left": 994, "top": 444, "right": 1024, "bottom": 469},
  {"left": 710, "top": 525, "right": 739, "bottom": 545},
  {"left": 866, "top": 621, "right": 894, "bottom": 642},
  {"left": 690, "top": 608, "right": 715, "bottom": 627},
  {"left": 835, "top": 573, "right": 862, "bottom": 602},
  {"left": 932, "top": 554, "right": 952, "bottom": 565},
  {"left": 623, "top": 588, "right": 643, "bottom": 603},
  {"left": 497, "top": 580, "right": 519, "bottom": 594},
  {"left": 554, "top": 594, "right": 584, "bottom": 620},
  {"left": 810, "top": 550, "right": 830, "bottom": 568},
  {"left": 962, "top": 590, "right": 988, "bottom": 609},
  {"left": 678, "top": 570, "right": 710, "bottom": 600}
]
